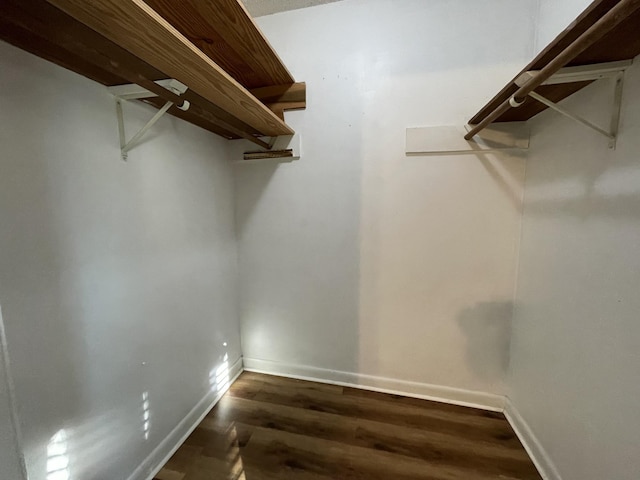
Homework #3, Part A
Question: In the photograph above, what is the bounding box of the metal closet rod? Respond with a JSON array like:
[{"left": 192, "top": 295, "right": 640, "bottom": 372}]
[{"left": 465, "top": 0, "right": 640, "bottom": 141}]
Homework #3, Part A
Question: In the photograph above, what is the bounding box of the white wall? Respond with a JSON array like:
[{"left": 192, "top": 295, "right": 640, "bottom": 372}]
[
  {"left": 534, "top": 0, "right": 592, "bottom": 54},
  {"left": 0, "top": 41, "right": 242, "bottom": 480},
  {"left": 0, "top": 374, "right": 24, "bottom": 480},
  {"left": 508, "top": 2, "right": 640, "bottom": 479},
  {"left": 0, "top": 307, "right": 26, "bottom": 480},
  {"left": 236, "top": 0, "right": 536, "bottom": 401}
]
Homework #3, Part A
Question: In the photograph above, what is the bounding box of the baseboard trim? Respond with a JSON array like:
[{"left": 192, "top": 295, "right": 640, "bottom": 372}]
[
  {"left": 126, "top": 356, "right": 243, "bottom": 480},
  {"left": 126, "top": 358, "right": 561, "bottom": 480},
  {"left": 504, "top": 398, "right": 562, "bottom": 480},
  {"left": 242, "top": 357, "right": 505, "bottom": 412}
]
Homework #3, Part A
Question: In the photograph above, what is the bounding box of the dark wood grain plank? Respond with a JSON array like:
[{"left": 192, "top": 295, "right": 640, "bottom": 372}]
[
  {"left": 208, "top": 395, "right": 538, "bottom": 479},
  {"left": 155, "top": 372, "right": 542, "bottom": 480},
  {"left": 240, "top": 426, "right": 514, "bottom": 480},
  {"left": 145, "top": 0, "right": 295, "bottom": 89},
  {"left": 0, "top": 0, "right": 253, "bottom": 139},
  {"left": 1, "top": 0, "right": 165, "bottom": 84},
  {"left": 229, "top": 376, "right": 517, "bottom": 444},
  {"left": 250, "top": 82, "right": 307, "bottom": 119},
  {"left": 469, "top": 0, "right": 640, "bottom": 124},
  {"left": 239, "top": 371, "right": 343, "bottom": 394},
  {"left": 4, "top": 0, "right": 300, "bottom": 140},
  {"left": 0, "top": 16, "right": 124, "bottom": 86},
  {"left": 250, "top": 83, "right": 307, "bottom": 105},
  {"left": 45, "top": 0, "right": 294, "bottom": 136}
]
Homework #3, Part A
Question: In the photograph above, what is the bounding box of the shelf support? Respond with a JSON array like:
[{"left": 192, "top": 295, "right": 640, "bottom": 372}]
[
  {"left": 239, "top": 134, "right": 302, "bottom": 162},
  {"left": 527, "top": 71, "right": 624, "bottom": 149},
  {"left": 46, "top": 0, "right": 294, "bottom": 137},
  {"left": 110, "top": 79, "right": 190, "bottom": 160},
  {"left": 610, "top": 72, "right": 625, "bottom": 148},
  {"left": 464, "top": 0, "right": 640, "bottom": 141},
  {"left": 116, "top": 99, "right": 173, "bottom": 160}
]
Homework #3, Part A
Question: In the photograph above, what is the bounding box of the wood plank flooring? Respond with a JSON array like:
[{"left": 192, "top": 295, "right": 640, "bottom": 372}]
[{"left": 154, "top": 372, "right": 542, "bottom": 480}]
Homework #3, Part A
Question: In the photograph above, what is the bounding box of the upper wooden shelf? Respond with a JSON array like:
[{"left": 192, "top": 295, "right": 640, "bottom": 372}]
[
  {"left": 145, "top": 0, "right": 294, "bottom": 89},
  {"left": 0, "top": 0, "right": 305, "bottom": 144},
  {"left": 468, "top": 0, "right": 640, "bottom": 125}
]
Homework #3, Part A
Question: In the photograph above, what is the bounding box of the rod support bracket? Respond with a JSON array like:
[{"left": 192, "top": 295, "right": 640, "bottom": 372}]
[
  {"left": 509, "top": 95, "right": 526, "bottom": 108},
  {"left": 109, "top": 79, "right": 189, "bottom": 160},
  {"left": 528, "top": 70, "right": 625, "bottom": 150}
]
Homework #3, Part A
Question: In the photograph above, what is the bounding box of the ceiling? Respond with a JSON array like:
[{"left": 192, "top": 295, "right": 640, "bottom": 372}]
[{"left": 242, "top": 0, "right": 346, "bottom": 17}]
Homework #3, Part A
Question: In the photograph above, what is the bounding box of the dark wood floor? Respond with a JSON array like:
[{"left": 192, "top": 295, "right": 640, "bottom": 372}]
[{"left": 154, "top": 372, "right": 541, "bottom": 480}]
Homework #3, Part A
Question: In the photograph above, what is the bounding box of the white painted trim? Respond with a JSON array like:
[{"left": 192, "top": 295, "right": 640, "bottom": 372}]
[
  {"left": 406, "top": 123, "right": 529, "bottom": 156},
  {"left": 504, "top": 398, "right": 563, "bottom": 480},
  {"left": 243, "top": 357, "right": 505, "bottom": 412},
  {"left": 126, "top": 356, "right": 244, "bottom": 480}
]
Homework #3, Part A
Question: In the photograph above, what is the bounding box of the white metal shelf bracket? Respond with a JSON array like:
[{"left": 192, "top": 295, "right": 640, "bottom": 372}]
[
  {"left": 515, "top": 61, "right": 630, "bottom": 149},
  {"left": 109, "top": 79, "right": 190, "bottom": 160}
]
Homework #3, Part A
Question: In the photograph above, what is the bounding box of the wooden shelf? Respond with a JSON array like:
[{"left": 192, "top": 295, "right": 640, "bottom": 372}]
[
  {"left": 469, "top": 0, "right": 640, "bottom": 125},
  {"left": 0, "top": 0, "right": 305, "bottom": 142},
  {"left": 145, "top": 0, "right": 295, "bottom": 89}
]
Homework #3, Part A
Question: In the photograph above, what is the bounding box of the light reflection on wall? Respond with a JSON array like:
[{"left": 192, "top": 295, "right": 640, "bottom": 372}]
[
  {"left": 47, "top": 429, "right": 70, "bottom": 480},
  {"left": 209, "top": 352, "right": 230, "bottom": 393},
  {"left": 142, "top": 391, "right": 151, "bottom": 440}
]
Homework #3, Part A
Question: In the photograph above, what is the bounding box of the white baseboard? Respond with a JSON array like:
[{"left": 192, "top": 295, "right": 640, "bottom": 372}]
[
  {"left": 504, "top": 398, "right": 562, "bottom": 480},
  {"left": 242, "top": 357, "right": 505, "bottom": 412},
  {"left": 126, "top": 356, "right": 244, "bottom": 480},
  {"left": 124, "top": 357, "right": 559, "bottom": 480}
]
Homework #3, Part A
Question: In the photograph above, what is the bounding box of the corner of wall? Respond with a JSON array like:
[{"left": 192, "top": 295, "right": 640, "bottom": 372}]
[
  {"left": 504, "top": 398, "right": 563, "bottom": 480},
  {"left": 243, "top": 358, "right": 506, "bottom": 412}
]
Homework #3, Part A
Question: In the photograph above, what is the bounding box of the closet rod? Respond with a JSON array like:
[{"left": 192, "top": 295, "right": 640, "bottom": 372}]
[
  {"left": 465, "top": 0, "right": 640, "bottom": 140},
  {"left": 111, "top": 67, "right": 272, "bottom": 149},
  {"left": 131, "top": 76, "right": 272, "bottom": 149}
]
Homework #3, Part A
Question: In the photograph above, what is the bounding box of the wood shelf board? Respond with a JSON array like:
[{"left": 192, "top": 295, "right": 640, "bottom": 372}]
[
  {"left": 142, "top": 90, "right": 262, "bottom": 140},
  {"left": 1, "top": 0, "right": 166, "bottom": 85},
  {"left": 250, "top": 83, "right": 307, "bottom": 104},
  {"left": 469, "top": 0, "right": 640, "bottom": 125},
  {"left": 144, "top": 0, "right": 294, "bottom": 89},
  {"left": 2, "top": 0, "right": 296, "bottom": 140},
  {"left": 243, "top": 149, "right": 294, "bottom": 160},
  {"left": 0, "top": 17, "right": 125, "bottom": 87},
  {"left": 0, "top": 0, "right": 238, "bottom": 138},
  {"left": 251, "top": 82, "right": 307, "bottom": 120}
]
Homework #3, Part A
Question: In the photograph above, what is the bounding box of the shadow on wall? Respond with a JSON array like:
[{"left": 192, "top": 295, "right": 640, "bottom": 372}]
[
  {"left": 521, "top": 119, "right": 640, "bottom": 220},
  {"left": 457, "top": 301, "right": 513, "bottom": 382},
  {"left": 520, "top": 73, "right": 639, "bottom": 195},
  {"left": 478, "top": 152, "right": 527, "bottom": 212},
  {"left": 522, "top": 139, "right": 640, "bottom": 219}
]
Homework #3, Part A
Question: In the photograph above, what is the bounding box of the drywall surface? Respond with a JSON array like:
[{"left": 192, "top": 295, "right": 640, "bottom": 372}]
[
  {"left": 236, "top": 0, "right": 535, "bottom": 397},
  {"left": 0, "top": 375, "right": 24, "bottom": 480},
  {"left": 508, "top": 56, "right": 640, "bottom": 479},
  {"left": 534, "top": 0, "right": 592, "bottom": 54},
  {"left": 0, "top": 41, "right": 241, "bottom": 480},
  {"left": 0, "top": 308, "right": 26, "bottom": 480}
]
